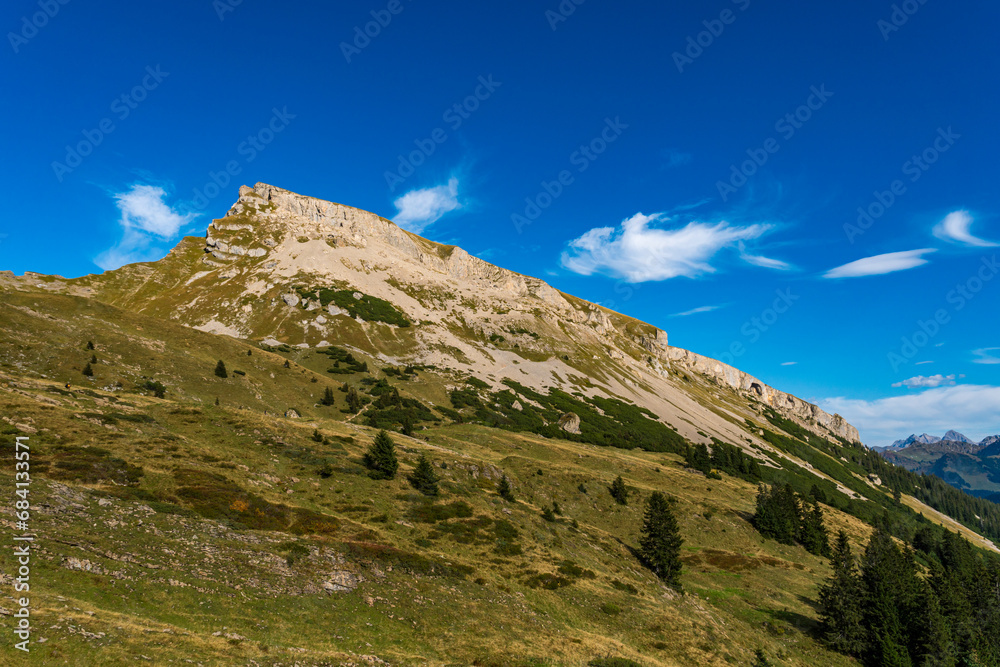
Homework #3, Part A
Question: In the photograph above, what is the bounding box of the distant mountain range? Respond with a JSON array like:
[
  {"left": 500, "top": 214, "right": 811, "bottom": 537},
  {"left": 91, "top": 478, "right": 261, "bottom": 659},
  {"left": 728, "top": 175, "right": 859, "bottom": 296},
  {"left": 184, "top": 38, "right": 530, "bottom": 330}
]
[{"left": 878, "top": 431, "right": 1000, "bottom": 502}]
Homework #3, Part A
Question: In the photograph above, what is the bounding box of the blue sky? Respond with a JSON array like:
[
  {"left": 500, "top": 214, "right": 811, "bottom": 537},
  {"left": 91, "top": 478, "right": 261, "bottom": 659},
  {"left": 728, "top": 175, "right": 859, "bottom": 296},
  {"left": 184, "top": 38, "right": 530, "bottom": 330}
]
[{"left": 2, "top": 0, "right": 997, "bottom": 445}]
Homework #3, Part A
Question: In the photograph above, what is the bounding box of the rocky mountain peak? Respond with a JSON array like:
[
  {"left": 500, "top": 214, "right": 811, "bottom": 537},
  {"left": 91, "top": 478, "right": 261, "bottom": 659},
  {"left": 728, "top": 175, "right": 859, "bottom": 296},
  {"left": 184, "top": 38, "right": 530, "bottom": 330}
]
[{"left": 943, "top": 430, "right": 974, "bottom": 444}]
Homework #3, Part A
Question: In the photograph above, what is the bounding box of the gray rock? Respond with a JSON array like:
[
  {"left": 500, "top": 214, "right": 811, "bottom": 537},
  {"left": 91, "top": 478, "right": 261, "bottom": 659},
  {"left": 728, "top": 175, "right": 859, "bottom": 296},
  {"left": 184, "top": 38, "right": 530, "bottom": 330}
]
[{"left": 281, "top": 293, "right": 300, "bottom": 307}]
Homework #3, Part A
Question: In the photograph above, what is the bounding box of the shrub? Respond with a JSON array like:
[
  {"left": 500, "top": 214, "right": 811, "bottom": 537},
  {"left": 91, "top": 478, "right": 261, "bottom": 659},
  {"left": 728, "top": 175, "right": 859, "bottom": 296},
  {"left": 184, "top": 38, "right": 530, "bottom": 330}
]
[
  {"left": 318, "top": 463, "right": 334, "bottom": 479},
  {"left": 312, "top": 429, "right": 323, "bottom": 443},
  {"left": 86, "top": 340, "right": 95, "bottom": 350},
  {"left": 599, "top": 602, "right": 621, "bottom": 616},
  {"left": 541, "top": 506, "right": 556, "bottom": 522},
  {"left": 497, "top": 474, "right": 515, "bottom": 502}
]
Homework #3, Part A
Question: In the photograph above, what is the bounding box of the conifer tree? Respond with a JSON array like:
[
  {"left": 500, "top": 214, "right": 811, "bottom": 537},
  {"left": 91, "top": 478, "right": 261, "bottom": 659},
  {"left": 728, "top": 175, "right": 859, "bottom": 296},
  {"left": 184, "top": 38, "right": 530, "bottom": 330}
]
[
  {"left": 90, "top": 354, "right": 98, "bottom": 364},
  {"left": 819, "top": 531, "right": 866, "bottom": 657},
  {"left": 912, "top": 581, "right": 956, "bottom": 667},
  {"left": 860, "top": 524, "right": 917, "bottom": 667},
  {"left": 86, "top": 340, "right": 95, "bottom": 350},
  {"left": 82, "top": 362, "right": 94, "bottom": 377},
  {"left": 750, "top": 649, "right": 774, "bottom": 667},
  {"left": 799, "top": 499, "right": 831, "bottom": 557},
  {"left": 407, "top": 453, "right": 440, "bottom": 496},
  {"left": 346, "top": 386, "right": 362, "bottom": 413},
  {"left": 541, "top": 506, "right": 556, "bottom": 522},
  {"left": 312, "top": 429, "right": 323, "bottom": 442},
  {"left": 362, "top": 430, "right": 398, "bottom": 480},
  {"left": 497, "top": 474, "right": 515, "bottom": 502},
  {"left": 214, "top": 360, "right": 228, "bottom": 378},
  {"left": 609, "top": 475, "right": 629, "bottom": 505},
  {"left": 320, "top": 386, "right": 335, "bottom": 406},
  {"left": 638, "top": 491, "right": 684, "bottom": 590}
]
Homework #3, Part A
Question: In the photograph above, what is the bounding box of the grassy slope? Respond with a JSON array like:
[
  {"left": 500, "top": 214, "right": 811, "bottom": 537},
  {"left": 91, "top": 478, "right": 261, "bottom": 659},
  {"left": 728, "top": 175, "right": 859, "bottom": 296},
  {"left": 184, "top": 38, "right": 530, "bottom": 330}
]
[{"left": 0, "top": 287, "right": 969, "bottom": 666}]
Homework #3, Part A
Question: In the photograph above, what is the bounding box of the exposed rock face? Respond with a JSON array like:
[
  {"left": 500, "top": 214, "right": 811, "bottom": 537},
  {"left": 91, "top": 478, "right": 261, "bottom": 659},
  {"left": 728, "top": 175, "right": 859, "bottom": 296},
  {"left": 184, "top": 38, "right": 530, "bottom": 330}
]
[{"left": 559, "top": 412, "right": 581, "bottom": 434}]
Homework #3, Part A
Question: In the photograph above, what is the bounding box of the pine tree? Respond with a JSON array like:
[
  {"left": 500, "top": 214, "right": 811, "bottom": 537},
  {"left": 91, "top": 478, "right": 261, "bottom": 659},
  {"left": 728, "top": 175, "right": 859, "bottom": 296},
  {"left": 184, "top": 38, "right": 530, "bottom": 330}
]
[
  {"left": 86, "top": 340, "right": 95, "bottom": 350},
  {"left": 819, "top": 531, "right": 866, "bottom": 657},
  {"left": 407, "top": 453, "right": 439, "bottom": 496},
  {"left": 312, "top": 429, "right": 324, "bottom": 442},
  {"left": 346, "top": 386, "right": 362, "bottom": 413},
  {"left": 799, "top": 499, "right": 831, "bottom": 557},
  {"left": 82, "top": 362, "right": 94, "bottom": 377},
  {"left": 609, "top": 475, "right": 629, "bottom": 505},
  {"left": 362, "top": 430, "right": 398, "bottom": 480},
  {"left": 638, "top": 491, "right": 684, "bottom": 590},
  {"left": 214, "top": 360, "right": 228, "bottom": 378},
  {"left": 90, "top": 354, "right": 98, "bottom": 364},
  {"left": 283, "top": 359, "right": 290, "bottom": 368},
  {"left": 861, "top": 524, "right": 918, "bottom": 667},
  {"left": 320, "top": 386, "right": 335, "bottom": 406},
  {"left": 912, "top": 581, "right": 956, "bottom": 667},
  {"left": 497, "top": 474, "right": 515, "bottom": 502},
  {"left": 401, "top": 415, "right": 414, "bottom": 436},
  {"left": 214, "top": 397, "right": 220, "bottom": 406}
]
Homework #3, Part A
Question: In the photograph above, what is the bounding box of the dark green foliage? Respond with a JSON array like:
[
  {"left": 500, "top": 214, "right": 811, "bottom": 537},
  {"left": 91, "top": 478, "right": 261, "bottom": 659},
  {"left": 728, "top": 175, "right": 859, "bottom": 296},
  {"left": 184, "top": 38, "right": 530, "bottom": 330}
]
[
  {"left": 362, "top": 430, "right": 398, "bottom": 480},
  {"left": 860, "top": 524, "right": 919, "bottom": 667},
  {"left": 819, "top": 531, "right": 866, "bottom": 656},
  {"left": 86, "top": 340, "right": 95, "bottom": 350},
  {"left": 142, "top": 379, "right": 166, "bottom": 399},
  {"left": 588, "top": 656, "right": 641, "bottom": 666},
  {"left": 685, "top": 443, "right": 712, "bottom": 474},
  {"left": 90, "top": 354, "right": 98, "bottom": 364},
  {"left": 407, "top": 501, "right": 473, "bottom": 523},
  {"left": 525, "top": 573, "right": 572, "bottom": 590},
  {"left": 497, "top": 474, "right": 515, "bottom": 502},
  {"left": 466, "top": 376, "right": 490, "bottom": 390},
  {"left": 311, "top": 429, "right": 323, "bottom": 443},
  {"left": 552, "top": 501, "right": 561, "bottom": 515},
  {"left": 541, "top": 506, "right": 556, "bottom": 522},
  {"left": 709, "top": 438, "right": 763, "bottom": 482},
  {"left": 407, "top": 454, "right": 440, "bottom": 496},
  {"left": 318, "top": 463, "right": 334, "bottom": 478},
  {"left": 752, "top": 483, "right": 830, "bottom": 557},
  {"left": 283, "top": 359, "right": 290, "bottom": 368},
  {"left": 638, "top": 491, "right": 684, "bottom": 590},
  {"left": 82, "top": 362, "right": 93, "bottom": 377},
  {"left": 609, "top": 475, "right": 628, "bottom": 505},
  {"left": 232, "top": 369, "right": 245, "bottom": 376},
  {"left": 750, "top": 649, "right": 774, "bottom": 667},
  {"left": 47, "top": 446, "right": 143, "bottom": 486},
  {"left": 296, "top": 287, "right": 410, "bottom": 327},
  {"left": 578, "top": 483, "right": 588, "bottom": 494},
  {"left": 320, "top": 346, "right": 369, "bottom": 374},
  {"left": 214, "top": 360, "right": 228, "bottom": 378},
  {"left": 450, "top": 388, "right": 482, "bottom": 409},
  {"left": 320, "top": 386, "right": 335, "bottom": 406},
  {"left": 346, "top": 386, "right": 363, "bottom": 413}
]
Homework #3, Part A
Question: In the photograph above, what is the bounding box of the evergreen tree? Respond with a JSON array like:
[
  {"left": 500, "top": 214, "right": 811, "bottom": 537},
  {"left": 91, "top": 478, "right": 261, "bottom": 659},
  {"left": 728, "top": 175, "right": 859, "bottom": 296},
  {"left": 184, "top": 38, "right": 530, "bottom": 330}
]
[
  {"left": 609, "top": 475, "right": 629, "bottom": 505},
  {"left": 86, "top": 340, "right": 95, "bottom": 350},
  {"left": 407, "top": 453, "right": 440, "bottom": 496},
  {"left": 819, "top": 531, "right": 866, "bottom": 657},
  {"left": 90, "top": 354, "right": 98, "bottom": 364},
  {"left": 753, "top": 484, "right": 800, "bottom": 545},
  {"left": 541, "top": 506, "right": 556, "bottom": 522},
  {"left": 552, "top": 501, "right": 562, "bottom": 515},
  {"left": 320, "top": 386, "right": 335, "bottom": 406},
  {"left": 750, "top": 649, "right": 773, "bottom": 667},
  {"left": 346, "top": 386, "right": 363, "bottom": 413},
  {"left": 401, "top": 415, "right": 414, "bottom": 436},
  {"left": 362, "top": 430, "right": 398, "bottom": 480},
  {"left": 283, "top": 359, "right": 290, "bottom": 368},
  {"left": 860, "top": 524, "right": 918, "bottom": 667},
  {"left": 214, "top": 360, "right": 228, "bottom": 378},
  {"left": 638, "top": 491, "right": 684, "bottom": 590},
  {"left": 799, "top": 499, "right": 831, "bottom": 557},
  {"left": 312, "top": 429, "right": 323, "bottom": 442},
  {"left": 82, "top": 362, "right": 94, "bottom": 377},
  {"left": 912, "top": 581, "right": 956, "bottom": 667},
  {"left": 214, "top": 397, "right": 220, "bottom": 406},
  {"left": 497, "top": 474, "right": 515, "bottom": 502}
]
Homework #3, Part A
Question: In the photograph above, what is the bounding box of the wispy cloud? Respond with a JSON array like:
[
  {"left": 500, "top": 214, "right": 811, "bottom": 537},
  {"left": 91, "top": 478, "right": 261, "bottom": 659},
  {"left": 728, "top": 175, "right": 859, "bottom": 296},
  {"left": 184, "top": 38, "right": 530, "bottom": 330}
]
[
  {"left": 819, "top": 384, "right": 1000, "bottom": 447},
  {"left": 780, "top": 361, "right": 797, "bottom": 366},
  {"left": 891, "top": 374, "right": 956, "bottom": 388},
  {"left": 915, "top": 360, "right": 934, "bottom": 365},
  {"left": 933, "top": 210, "right": 998, "bottom": 247},
  {"left": 972, "top": 348, "right": 1000, "bottom": 365},
  {"left": 670, "top": 305, "right": 723, "bottom": 317},
  {"left": 392, "top": 178, "right": 461, "bottom": 234},
  {"left": 823, "top": 248, "right": 936, "bottom": 279},
  {"left": 737, "top": 241, "right": 793, "bottom": 270},
  {"left": 95, "top": 184, "right": 195, "bottom": 271},
  {"left": 561, "top": 213, "right": 772, "bottom": 282}
]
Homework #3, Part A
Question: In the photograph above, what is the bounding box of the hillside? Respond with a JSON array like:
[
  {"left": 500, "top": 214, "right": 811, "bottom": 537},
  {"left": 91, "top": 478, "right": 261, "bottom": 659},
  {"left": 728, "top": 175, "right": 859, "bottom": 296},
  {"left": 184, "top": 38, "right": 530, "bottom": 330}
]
[
  {"left": 882, "top": 432, "right": 1000, "bottom": 500},
  {"left": 2, "top": 184, "right": 999, "bottom": 666}
]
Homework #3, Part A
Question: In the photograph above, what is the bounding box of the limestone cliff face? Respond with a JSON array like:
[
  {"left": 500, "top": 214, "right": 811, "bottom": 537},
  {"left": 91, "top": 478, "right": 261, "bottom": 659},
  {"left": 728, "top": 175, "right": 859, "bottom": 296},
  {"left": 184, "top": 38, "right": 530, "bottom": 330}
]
[{"left": 30, "top": 181, "right": 861, "bottom": 448}]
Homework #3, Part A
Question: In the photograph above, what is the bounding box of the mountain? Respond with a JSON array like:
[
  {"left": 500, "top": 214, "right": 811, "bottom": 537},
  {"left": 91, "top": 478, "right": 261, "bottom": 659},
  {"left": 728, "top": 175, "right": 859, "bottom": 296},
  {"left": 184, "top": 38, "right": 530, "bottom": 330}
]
[
  {"left": 2, "top": 183, "right": 999, "bottom": 665},
  {"left": 881, "top": 431, "right": 1000, "bottom": 499},
  {"left": 886, "top": 433, "right": 942, "bottom": 450},
  {"left": 944, "top": 429, "right": 975, "bottom": 444}
]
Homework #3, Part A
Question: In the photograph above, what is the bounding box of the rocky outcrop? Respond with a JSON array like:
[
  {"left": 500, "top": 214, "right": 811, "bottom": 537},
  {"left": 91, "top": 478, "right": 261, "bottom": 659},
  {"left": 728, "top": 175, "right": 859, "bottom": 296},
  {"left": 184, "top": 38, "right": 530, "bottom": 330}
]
[
  {"left": 663, "top": 347, "right": 861, "bottom": 444},
  {"left": 558, "top": 412, "right": 581, "bottom": 434}
]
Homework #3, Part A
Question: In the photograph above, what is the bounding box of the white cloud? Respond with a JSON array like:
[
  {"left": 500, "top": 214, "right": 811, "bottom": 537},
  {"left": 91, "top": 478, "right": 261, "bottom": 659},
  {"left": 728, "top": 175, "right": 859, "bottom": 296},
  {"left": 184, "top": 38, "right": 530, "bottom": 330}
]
[
  {"left": 561, "top": 213, "right": 770, "bottom": 283},
  {"left": 95, "top": 184, "right": 195, "bottom": 271},
  {"left": 737, "top": 241, "right": 793, "bottom": 270},
  {"left": 780, "top": 361, "right": 797, "bottom": 366},
  {"left": 972, "top": 348, "right": 1000, "bottom": 365},
  {"left": 662, "top": 148, "right": 692, "bottom": 168},
  {"left": 392, "top": 178, "right": 461, "bottom": 234},
  {"left": 891, "top": 374, "right": 956, "bottom": 388},
  {"left": 823, "top": 248, "right": 936, "bottom": 279},
  {"left": 819, "top": 384, "right": 1000, "bottom": 447},
  {"left": 670, "top": 305, "right": 722, "bottom": 317},
  {"left": 915, "top": 360, "right": 934, "bottom": 365},
  {"left": 933, "top": 210, "right": 998, "bottom": 247}
]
